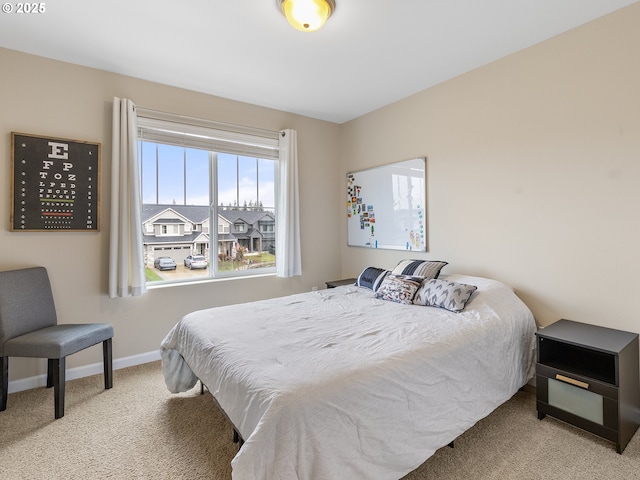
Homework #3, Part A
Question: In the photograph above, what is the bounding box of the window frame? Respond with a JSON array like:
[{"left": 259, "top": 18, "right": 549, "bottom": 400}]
[{"left": 137, "top": 110, "right": 280, "bottom": 287}]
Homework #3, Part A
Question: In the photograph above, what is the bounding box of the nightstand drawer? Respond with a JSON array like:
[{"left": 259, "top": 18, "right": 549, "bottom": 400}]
[
  {"left": 548, "top": 376, "right": 603, "bottom": 424},
  {"left": 537, "top": 373, "right": 619, "bottom": 438},
  {"left": 536, "top": 364, "right": 618, "bottom": 400}
]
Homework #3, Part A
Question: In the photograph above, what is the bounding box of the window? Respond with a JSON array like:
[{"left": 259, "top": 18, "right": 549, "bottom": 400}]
[
  {"left": 137, "top": 112, "right": 279, "bottom": 285},
  {"left": 160, "top": 224, "right": 179, "bottom": 236}
]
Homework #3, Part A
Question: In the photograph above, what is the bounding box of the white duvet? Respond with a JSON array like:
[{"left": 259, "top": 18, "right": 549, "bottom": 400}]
[{"left": 160, "top": 274, "right": 537, "bottom": 480}]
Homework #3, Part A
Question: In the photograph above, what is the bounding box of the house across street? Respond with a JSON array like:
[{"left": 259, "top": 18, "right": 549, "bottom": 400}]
[{"left": 142, "top": 204, "right": 275, "bottom": 269}]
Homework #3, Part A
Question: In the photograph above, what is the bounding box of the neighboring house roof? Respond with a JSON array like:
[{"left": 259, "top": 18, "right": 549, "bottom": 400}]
[
  {"left": 153, "top": 218, "right": 184, "bottom": 224},
  {"left": 222, "top": 209, "right": 275, "bottom": 225},
  {"left": 218, "top": 233, "right": 238, "bottom": 242},
  {"left": 142, "top": 232, "right": 204, "bottom": 244},
  {"left": 234, "top": 230, "right": 261, "bottom": 240},
  {"left": 141, "top": 204, "right": 274, "bottom": 225},
  {"left": 142, "top": 204, "right": 209, "bottom": 224}
]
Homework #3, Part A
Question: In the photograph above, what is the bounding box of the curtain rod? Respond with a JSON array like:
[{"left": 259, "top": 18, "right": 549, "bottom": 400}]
[{"left": 135, "top": 106, "right": 280, "bottom": 140}]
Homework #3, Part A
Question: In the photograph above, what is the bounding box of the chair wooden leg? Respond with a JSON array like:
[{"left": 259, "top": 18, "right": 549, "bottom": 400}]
[
  {"left": 53, "top": 357, "right": 65, "bottom": 419},
  {"left": 1, "top": 356, "right": 8, "bottom": 412},
  {"left": 103, "top": 338, "right": 113, "bottom": 390},
  {"left": 47, "top": 358, "right": 55, "bottom": 388}
]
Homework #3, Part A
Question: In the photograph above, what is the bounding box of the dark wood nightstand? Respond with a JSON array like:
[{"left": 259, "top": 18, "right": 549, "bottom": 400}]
[
  {"left": 325, "top": 278, "right": 357, "bottom": 289},
  {"left": 536, "top": 319, "right": 640, "bottom": 453}
]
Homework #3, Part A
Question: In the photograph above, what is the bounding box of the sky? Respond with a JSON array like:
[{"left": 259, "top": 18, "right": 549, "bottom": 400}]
[{"left": 139, "top": 142, "right": 275, "bottom": 209}]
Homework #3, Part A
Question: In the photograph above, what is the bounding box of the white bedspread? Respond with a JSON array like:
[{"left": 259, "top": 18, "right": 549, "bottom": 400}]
[{"left": 160, "top": 274, "right": 537, "bottom": 480}]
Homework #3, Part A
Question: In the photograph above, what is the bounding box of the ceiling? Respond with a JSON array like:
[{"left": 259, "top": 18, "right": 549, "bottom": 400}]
[{"left": 1, "top": 0, "right": 637, "bottom": 124}]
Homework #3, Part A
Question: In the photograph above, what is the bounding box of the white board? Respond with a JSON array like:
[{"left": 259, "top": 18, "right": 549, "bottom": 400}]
[{"left": 347, "top": 157, "right": 426, "bottom": 251}]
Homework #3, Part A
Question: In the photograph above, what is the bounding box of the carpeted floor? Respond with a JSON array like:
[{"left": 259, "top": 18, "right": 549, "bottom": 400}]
[{"left": 1, "top": 361, "right": 638, "bottom": 479}]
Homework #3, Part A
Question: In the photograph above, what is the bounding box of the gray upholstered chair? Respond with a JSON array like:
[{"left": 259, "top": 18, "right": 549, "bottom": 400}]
[{"left": 0, "top": 267, "right": 114, "bottom": 419}]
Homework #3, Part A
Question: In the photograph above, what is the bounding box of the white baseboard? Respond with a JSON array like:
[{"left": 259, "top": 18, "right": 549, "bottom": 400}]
[{"left": 7, "top": 350, "right": 161, "bottom": 394}]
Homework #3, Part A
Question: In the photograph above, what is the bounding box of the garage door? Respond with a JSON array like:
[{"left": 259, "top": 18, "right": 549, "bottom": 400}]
[{"left": 154, "top": 246, "right": 192, "bottom": 265}]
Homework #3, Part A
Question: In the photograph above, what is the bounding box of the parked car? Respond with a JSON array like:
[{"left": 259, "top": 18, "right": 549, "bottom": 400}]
[
  {"left": 184, "top": 254, "right": 208, "bottom": 269},
  {"left": 154, "top": 256, "right": 176, "bottom": 271}
]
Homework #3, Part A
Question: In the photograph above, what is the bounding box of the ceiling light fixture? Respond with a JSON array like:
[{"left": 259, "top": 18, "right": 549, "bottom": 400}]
[{"left": 277, "top": 0, "right": 335, "bottom": 32}]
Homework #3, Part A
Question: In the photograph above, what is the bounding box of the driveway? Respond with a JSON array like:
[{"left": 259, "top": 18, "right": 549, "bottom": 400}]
[{"left": 153, "top": 264, "right": 209, "bottom": 281}]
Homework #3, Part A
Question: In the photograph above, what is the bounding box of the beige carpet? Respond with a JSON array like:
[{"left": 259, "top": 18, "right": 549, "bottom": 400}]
[{"left": 1, "top": 361, "right": 638, "bottom": 479}]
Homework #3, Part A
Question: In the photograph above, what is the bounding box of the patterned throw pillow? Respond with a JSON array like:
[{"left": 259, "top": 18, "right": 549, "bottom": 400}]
[
  {"left": 413, "top": 279, "right": 477, "bottom": 312},
  {"left": 375, "top": 275, "right": 423, "bottom": 304},
  {"left": 391, "top": 259, "right": 448, "bottom": 279},
  {"left": 356, "top": 267, "right": 389, "bottom": 292}
]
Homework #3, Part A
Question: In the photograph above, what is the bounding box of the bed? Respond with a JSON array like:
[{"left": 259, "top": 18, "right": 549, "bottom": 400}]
[{"left": 160, "top": 269, "right": 537, "bottom": 480}]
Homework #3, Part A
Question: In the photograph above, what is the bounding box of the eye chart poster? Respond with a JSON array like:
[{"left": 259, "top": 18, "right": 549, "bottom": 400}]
[{"left": 11, "top": 132, "right": 100, "bottom": 231}]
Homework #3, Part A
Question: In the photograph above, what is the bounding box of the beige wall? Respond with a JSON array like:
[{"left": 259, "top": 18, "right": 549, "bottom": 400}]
[
  {"left": 0, "top": 48, "right": 342, "bottom": 382},
  {"left": 339, "top": 4, "right": 640, "bottom": 334}
]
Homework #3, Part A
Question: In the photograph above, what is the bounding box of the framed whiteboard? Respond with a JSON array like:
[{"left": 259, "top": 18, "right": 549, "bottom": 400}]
[{"left": 347, "top": 157, "right": 426, "bottom": 251}]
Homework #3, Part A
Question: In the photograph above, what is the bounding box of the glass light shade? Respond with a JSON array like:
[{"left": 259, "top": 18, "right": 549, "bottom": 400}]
[{"left": 280, "top": 0, "right": 335, "bottom": 32}]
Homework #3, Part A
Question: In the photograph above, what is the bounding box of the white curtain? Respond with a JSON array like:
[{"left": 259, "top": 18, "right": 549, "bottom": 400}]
[
  {"left": 109, "top": 97, "right": 147, "bottom": 297},
  {"left": 276, "top": 129, "right": 302, "bottom": 277}
]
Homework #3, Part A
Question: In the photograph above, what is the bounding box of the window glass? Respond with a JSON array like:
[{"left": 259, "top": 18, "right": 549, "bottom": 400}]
[
  {"left": 218, "top": 153, "right": 238, "bottom": 209},
  {"left": 140, "top": 143, "right": 276, "bottom": 285},
  {"left": 157, "top": 144, "right": 184, "bottom": 205},
  {"left": 139, "top": 141, "right": 157, "bottom": 204},
  {"left": 185, "top": 149, "right": 209, "bottom": 205},
  {"left": 258, "top": 158, "right": 275, "bottom": 210},
  {"left": 238, "top": 155, "right": 258, "bottom": 209}
]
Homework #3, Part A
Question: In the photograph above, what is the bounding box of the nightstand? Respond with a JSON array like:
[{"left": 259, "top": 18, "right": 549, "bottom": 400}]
[
  {"left": 325, "top": 278, "right": 357, "bottom": 289},
  {"left": 536, "top": 319, "right": 640, "bottom": 453}
]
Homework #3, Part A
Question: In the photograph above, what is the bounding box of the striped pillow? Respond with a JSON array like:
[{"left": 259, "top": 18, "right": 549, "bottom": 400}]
[
  {"left": 391, "top": 259, "right": 448, "bottom": 279},
  {"left": 356, "top": 266, "right": 389, "bottom": 292}
]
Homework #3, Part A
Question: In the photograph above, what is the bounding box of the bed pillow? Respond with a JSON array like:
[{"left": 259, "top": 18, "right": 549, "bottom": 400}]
[
  {"left": 413, "top": 278, "right": 477, "bottom": 312},
  {"left": 391, "top": 259, "right": 448, "bottom": 279},
  {"left": 355, "top": 267, "right": 389, "bottom": 292},
  {"left": 375, "top": 274, "right": 423, "bottom": 305}
]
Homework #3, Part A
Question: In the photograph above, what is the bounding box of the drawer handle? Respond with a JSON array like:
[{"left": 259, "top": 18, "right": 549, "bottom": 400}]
[{"left": 555, "top": 374, "right": 589, "bottom": 389}]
